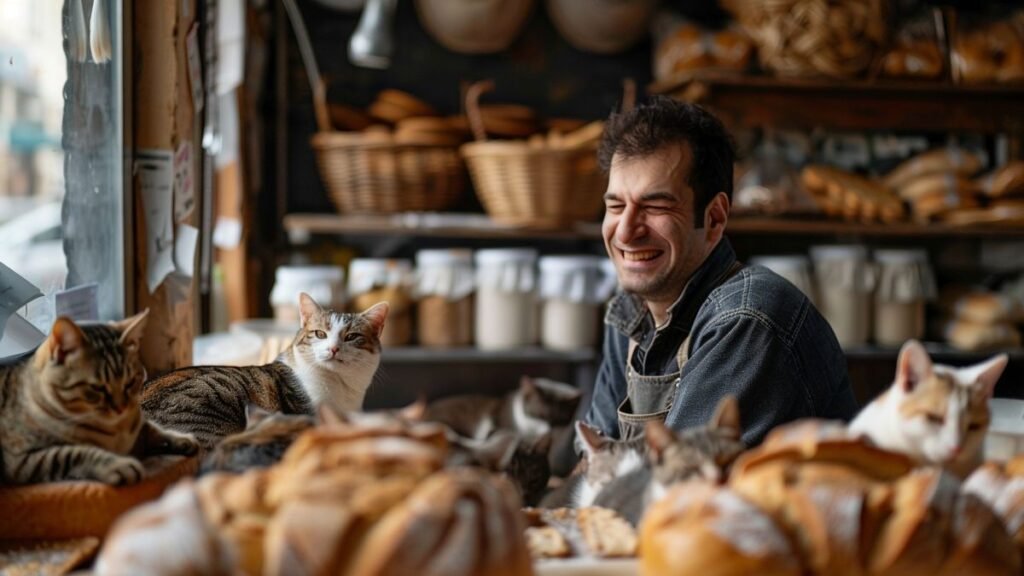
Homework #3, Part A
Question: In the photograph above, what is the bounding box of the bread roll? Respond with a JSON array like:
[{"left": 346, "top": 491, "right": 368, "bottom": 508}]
[
  {"left": 979, "top": 161, "right": 1024, "bottom": 198},
  {"left": 953, "top": 292, "right": 1022, "bottom": 324},
  {"left": 945, "top": 319, "right": 1022, "bottom": 351},
  {"left": 640, "top": 481, "right": 802, "bottom": 576},
  {"left": 884, "top": 149, "right": 985, "bottom": 191},
  {"left": 898, "top": 172, "right": 980, "bottom": 201}
]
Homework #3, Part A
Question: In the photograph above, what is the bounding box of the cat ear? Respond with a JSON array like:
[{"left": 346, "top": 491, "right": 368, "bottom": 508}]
[
  {"left": 298, "top": 293, "right": 322, "bottom": 328},
  {"left": 399, "top": 397, "right": 427, "bottom": 422},
  {"left": 644, "top": 420, "right": 675, "bottom": 464},
  {"left": 709, "top": 395, "right": 742, "bottom": 439},
  {"left": 49, "top": 316, "right": 85, "bottom": 364},
  {"left": 361, "top": 302, "right": 389, "bottom": 339},
  {"left": 964, "top": 353, "right": 1009, "bottom": 400},
  {"left": 896, "top": 340, "right": 933, "bottom": 393},
  {"left": 246, "top": 404, "right": 273, "bottom": 427},
  {"left": 520, "top": 375, "right": 537, "bottom": 396},
  {"left": 317, "top": 404, "right": 347, "bottom": 427},
  {"left": 113, "top": 308, "right": 149, "bottom": 352},
  {"left": 575, "top": 421, "right": 606, "bottom": 456}
]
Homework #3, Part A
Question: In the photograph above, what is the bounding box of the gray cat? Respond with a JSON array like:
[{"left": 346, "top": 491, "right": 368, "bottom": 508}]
[
  {"left": 447, "top": 430, "right": 552, "bottom": 507},
  {"left": 541, "top": 396, "right": 744, "bottom": 518}
]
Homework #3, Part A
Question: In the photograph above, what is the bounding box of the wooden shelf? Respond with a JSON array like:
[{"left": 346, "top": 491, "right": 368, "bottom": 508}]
[
  {"left": 283, "top": 213, "right": 602, "bottom": 241},
  {"left": 284, "top": 212, "right": 1024, "bottom": 241},
  {"left": 727, "top": 217, "right": 1024, "bottom": 238},
  {"left": 844, "top": 343, "right": 1024, "bottom": 363},
  {"left": 650, "top": 72, "right": 1024, "bottom": 134},
  {"left": 381, "top": 346, "right": 596, "bottom": 364}
]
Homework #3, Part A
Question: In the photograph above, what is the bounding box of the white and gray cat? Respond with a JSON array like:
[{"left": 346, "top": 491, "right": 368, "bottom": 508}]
[
  {"left": 541, "top": 396, "right": 745, "bottom": 519},
  {"left": 849, "top": 339, "right": 1008, "bottom": 478}
]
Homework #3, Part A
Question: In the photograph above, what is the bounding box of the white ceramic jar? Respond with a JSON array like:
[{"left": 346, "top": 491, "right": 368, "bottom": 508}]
[
  {"left": 474, "top": 248, "right": 538, "bottom": 350},
  {"left": 810, "top": 245, "right": 875, "bottom": 348},
  {"left": 538, "top": 255, "right": 616, "bottom": 351},
  {"left": 269, "top": 265, "right": 346, "bottom": 324},
  {"left": 348, "top": 258, "right": 414, "bottom": 347},
  {"left": 749, "top": 255, "right": 818, "bottom": 306},
  {"left": 414, "top": 249, "right": 475, "bottom": 348},
  {"left": 873, "top": 249, "right": 935, "bottom": 347}
]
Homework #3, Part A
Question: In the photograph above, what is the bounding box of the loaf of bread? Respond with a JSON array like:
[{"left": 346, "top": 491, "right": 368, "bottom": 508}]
[
  {"left": 945, "top": 319, "right": 1022, "bottom": 352},
  {"left": 800, "top": 165, "right": 905, "bottom": 223},
  {"left": 953, "top": 292, "right": 1023, "bottom": 324},
  {"left": 884, "top": 148, "right": 985, "bottom": 191},
  {"left": 640, "top": 481, "right": 802, "bottom": 576},
  {"left": 93, "top": 419, "right": 534, "bottom": 576},
  {"left": 963, "top": 460, "right": 1024, "bottom": 564},
  {"left": 654, "top": 20, "right": 753, "bottom": 80},
  {"left": 952, "top": 13, "right": 1024, "bottom": 85}
]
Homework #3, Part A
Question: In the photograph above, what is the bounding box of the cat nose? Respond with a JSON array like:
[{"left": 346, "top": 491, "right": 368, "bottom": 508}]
[{"left": 330, "top": 346, "right": 340, "bottom": 356}]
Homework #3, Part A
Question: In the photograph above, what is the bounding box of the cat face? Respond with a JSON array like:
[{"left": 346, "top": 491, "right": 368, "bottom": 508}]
[
  {"left": 33, "top": 311, "right": 148, "bottom": 419},
  {"left": 575, "top": 421, "right": 645, "bottom": 495},
  {"left": 520, "top": 376, "right": 582, "bottom": 426},
  {"left": 291, "top": 293, "right": 387, "bottom": 372},
  {"left": 891, "top": 340, "right": 1007, "bottom": 466},
  {"left": 644, "top": 396, "right": 745, "bottom": 487}
]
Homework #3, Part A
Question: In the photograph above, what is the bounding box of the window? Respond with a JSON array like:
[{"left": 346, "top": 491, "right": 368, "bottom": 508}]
[{"left": 0, "top": 0, "right": 125, "bottom": 329}]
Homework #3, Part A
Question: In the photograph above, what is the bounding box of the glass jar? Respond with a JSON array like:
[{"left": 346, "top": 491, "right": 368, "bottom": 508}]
[
  {"left": 538, "top": 255, "right": 615, "bottom": 351},
  {"left": 749, "top": 255, "right": 818, "bottom": 306},
  {"left": 348, "top": 258, "right": 413, "bottom": 347},
  {"left": 474, "top": 248, "right": 538, "bottom": 350},
  {"left": 414, "top": 249, "right": 475, "bottom": 347},
  {"left": 873, "top": 249, "right": 935, "bottom": 347},
  {"left": 810, "top": 245, "right": 875, "bottom": 348},
  {"left": 269, "top": 265, "right": 346, "bottom": 324}
]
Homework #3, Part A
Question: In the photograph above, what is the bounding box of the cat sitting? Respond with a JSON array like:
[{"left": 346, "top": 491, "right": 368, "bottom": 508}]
[
  {"left": 142, "top": 293, "right": 387, "bottom": 450},
  {"left": 0, "top": 312, "right": 198, "bottom": 485},
  {"left": 540, "top": 395, "right": 744, "bottom": 514},
  {"left": 849, "top": 339, "right": 1008, "bottom": 479}
]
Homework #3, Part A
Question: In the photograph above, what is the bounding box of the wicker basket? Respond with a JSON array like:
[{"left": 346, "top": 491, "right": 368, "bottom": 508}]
[
  {"left": 460, "top": 82, "right": 606, "bottom": 228},
  {"left": 725, "top": 0, "right": 890, "bottom": 78},
  {"left": 415, "top": 0, "right": 535, "bottom": 54},
  {"left": 283, "top": 0, "right": 463, "bottom": 215}
]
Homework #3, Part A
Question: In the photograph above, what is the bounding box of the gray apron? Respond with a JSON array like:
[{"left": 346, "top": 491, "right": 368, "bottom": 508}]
[{"left": 616, "top": 261, "right": 744, "bottom": 441}]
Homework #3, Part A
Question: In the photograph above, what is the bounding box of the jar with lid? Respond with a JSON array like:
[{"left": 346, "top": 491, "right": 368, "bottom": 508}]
[
  {"left": 749, "top": 255, "right": 818, "bottom": 306},
  {"left": 414, "top": 249, "right": 475, "bottom": 348},
  {"left": 873, "top": 249, "right": 935, "bottom": 347},
  {"left": 539, "top": 255, "right": 617, "bottom": 351},
  {"left": 810, "top": 245, "right": 876, "bottom": 348},
  {"left": 270, "top": 265, "right": 346, "bottom": 324},
  {"left": 348, "top": 258, "right": 413, "bottom": 347},
  {"left": 474, "top": 248, "right": 538, "bottom": 350}
]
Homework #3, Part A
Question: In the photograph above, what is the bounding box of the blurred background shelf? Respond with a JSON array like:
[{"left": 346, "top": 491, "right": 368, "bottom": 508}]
[
  {"left": 652, "top": 72, "right": 1024, "bottom": 135},
  {"left": 381, "top": 346, "right": 596, "bottom": 364}
]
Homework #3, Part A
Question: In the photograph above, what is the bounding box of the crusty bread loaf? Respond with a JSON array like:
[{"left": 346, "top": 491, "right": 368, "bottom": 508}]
[
  {"left": 640, "top": 481, "right": 802, "bottom": 576},
  {"left": 953, "top": 292, "right": 1023, "bottom": 324},
  {"left": 964, "top": 461, "right": 1024, "bottom": 555},
  {"left": 945, "top": 319, "right": 1022, "bottom": 352},
  {"left": 800, "top": 165, "right": 905, "bottom": 223},
  {"left": 979, "top": 161, "right": 1024, "bottom": 198},
  {"left": 884, "top": 148, "right": 985, "bottom": 191}
]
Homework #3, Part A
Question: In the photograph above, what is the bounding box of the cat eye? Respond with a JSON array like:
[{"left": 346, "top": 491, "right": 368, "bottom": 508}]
[
  {"left": 926, "top": 414, "right": 945, "bottom": 425},
  {"left": 313, "top": 330, "right": 327, "bottom": 339},
  {"left": 344, "top": 333, "right": 363, "bottom": 343}
]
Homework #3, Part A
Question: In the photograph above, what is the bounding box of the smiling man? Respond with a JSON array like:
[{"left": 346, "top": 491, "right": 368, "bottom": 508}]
[{"left": 584, "top": 97, "right": 857, "bottom": 446}]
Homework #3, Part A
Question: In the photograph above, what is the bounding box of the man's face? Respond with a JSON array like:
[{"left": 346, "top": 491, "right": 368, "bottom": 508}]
[{"left": 602, "top": 145, "right": 709, "bottom": 305}]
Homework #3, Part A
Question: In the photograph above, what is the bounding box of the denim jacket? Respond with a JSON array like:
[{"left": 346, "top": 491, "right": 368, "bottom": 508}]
[{"left": 584, "top": 237, "right": 858, "bottom": 447}]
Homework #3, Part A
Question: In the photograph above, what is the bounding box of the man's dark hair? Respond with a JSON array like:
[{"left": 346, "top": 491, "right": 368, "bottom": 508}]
[{"left": 598, "top": 96, "right": 736, "bottom": 220}]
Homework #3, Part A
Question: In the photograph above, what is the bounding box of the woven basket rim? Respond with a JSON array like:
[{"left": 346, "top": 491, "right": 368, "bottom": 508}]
[
  {"left": 460, "top": 141, "right": 598, "bottom": 157},
  {"left": 311, "top": 131, "right": 462, "bottom": 152}
]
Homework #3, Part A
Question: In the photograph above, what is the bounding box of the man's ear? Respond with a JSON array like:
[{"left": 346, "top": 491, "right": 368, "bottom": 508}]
[{"left": 703, "top": 192, "right": 730, "bottom": 244}]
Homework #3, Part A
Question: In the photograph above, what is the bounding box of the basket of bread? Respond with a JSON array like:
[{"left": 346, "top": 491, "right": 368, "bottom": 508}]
[
  {"left": 460, "top": 80, "right": 608, "bottom": 228},
  {"left": 723, "top": 0, "right": 890, "bottom": 79},
  {"left": 284, "top": 1, "right": 464, "bottom": 215}
]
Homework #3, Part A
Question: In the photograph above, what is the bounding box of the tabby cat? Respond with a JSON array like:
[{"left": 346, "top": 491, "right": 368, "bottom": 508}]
[
  {"left": 142, "top": 293, "right": 387, "bottom": 450},
  {"left": 849, "top": 339, "right": 1008, "bottom": 478},
  {"left": 593, "top": 398, "right": 745, "bottom": 525},
  {"left": 541, "top": 396, "right": 744, "bottom": 513},
  {"left": 424, "top": 375, "right": 582, "bottom": 442},
  {"left": 0, "top": 312, "right": 198, "bottom": 485},
  {"left": 199, "top": 405, "right": 315, "bottom": 474}
]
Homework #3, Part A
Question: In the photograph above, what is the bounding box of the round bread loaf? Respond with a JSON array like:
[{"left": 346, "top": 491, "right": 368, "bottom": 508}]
[{"left": 639, "top": 481, "right": 801, "bottom": 576}]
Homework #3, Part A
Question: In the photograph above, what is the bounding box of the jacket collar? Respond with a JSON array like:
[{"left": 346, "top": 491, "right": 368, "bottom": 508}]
[{"left": 605, "top": 237, "right": 737, "bottom": 341}]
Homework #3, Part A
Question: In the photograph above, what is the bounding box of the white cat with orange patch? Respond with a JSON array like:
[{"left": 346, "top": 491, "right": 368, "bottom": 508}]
[{"left": 849, "top": 340, "right": 1008, "bottom": 478}]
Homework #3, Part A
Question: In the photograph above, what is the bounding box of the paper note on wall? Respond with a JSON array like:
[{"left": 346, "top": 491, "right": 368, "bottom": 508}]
[
  {"left": 55, "top": 283, "right": 99, "bottom": 322},
  {"left": 174, "top": 223, "right": 199, "bottom": 278},
  {"left": 174, "top": 140, "right": 195, "bottom": 222},
  {"left": 137, "top": 149, "right": 176, "bottom": 293}
]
